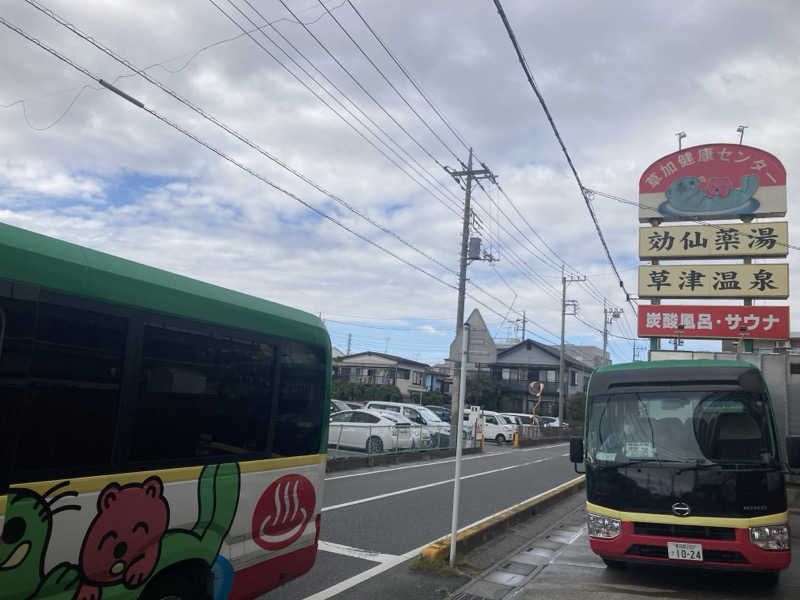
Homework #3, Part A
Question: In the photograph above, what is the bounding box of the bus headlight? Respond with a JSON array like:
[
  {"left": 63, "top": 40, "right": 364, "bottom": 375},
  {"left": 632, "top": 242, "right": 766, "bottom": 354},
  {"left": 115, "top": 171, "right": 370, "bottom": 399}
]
[
  {"left": 749, "top": 524, "right": 790, "bottom": 550},
  {"left": 587, "top": 512, "right": 621, "bottom": 539}
]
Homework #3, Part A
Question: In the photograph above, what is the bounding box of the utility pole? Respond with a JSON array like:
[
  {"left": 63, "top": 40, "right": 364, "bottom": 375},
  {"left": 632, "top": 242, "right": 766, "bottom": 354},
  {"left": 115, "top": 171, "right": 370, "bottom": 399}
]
[
  {"left": 559, "top": 266, "right": 585, "bottom": 423},
  {"left": 602, "top": 300, "right": 622, "bottom": 365},
  {"left": 522, "top": 310, "right": 526, "bottom": 340},
  {"left": 445, "top": 148, "right": 493, "bottom": 440},
  {"left": 346, "top": 333, "right": 351, "bottom": 355}
]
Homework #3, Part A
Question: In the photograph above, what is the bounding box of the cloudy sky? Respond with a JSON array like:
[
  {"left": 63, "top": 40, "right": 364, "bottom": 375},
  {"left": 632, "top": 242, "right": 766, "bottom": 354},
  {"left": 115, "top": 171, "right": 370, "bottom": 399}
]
[{"left": 2, "top": 0, "right": 798, "bottom": 365}]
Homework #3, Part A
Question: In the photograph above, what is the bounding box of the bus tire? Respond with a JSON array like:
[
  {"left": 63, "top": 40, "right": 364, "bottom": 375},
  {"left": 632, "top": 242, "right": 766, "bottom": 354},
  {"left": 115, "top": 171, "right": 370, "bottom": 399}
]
[
  {"left": 140, "top": 561, "right": 212, "bottom": 600},
  {"left": 366, "top": 436, "right": 384, "bottom": 454},
  {"left": 495, "top": 434, "right": 506, "bottom": 444},
  {"left": 602, "top": 558, "right": 626, "bottom": 569}
]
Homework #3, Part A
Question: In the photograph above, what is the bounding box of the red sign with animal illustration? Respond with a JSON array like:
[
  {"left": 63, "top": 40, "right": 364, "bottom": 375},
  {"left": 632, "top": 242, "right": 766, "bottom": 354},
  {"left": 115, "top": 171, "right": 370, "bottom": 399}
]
[
  {"left": 638, "top": 305, "right": 789, "bottom": 340},
  {"left": 252, "top": 474, "right": 316, "bottom": 551},
  {"left": 638, "top": 144, "right": 786, "bottom": 222}
]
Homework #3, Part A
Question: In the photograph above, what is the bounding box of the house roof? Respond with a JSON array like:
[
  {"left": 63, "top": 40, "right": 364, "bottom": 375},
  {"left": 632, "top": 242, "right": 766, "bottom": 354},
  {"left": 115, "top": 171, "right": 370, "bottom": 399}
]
[
  {"left": 334, "top": 351, "right": 430, "bottom": 368},
  {"left": 497, "top": 338, "right": 594, "bottom": 371}
]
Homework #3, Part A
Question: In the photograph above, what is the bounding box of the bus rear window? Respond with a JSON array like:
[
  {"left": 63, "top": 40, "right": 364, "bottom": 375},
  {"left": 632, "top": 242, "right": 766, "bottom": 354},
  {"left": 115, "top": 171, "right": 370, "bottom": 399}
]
[{"left": 129, "top": 324, "right": 275, "bottom": 463}]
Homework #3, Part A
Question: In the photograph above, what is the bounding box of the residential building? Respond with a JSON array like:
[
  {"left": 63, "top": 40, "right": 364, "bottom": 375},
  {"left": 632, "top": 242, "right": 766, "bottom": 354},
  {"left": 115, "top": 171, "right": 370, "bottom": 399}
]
[
  {"left": 333, "top": 352, "right": 431, "bottom": 402},
  {"left": 721, "top": 332, "right": 800, "bottom": 354},
  {"left": 445, "top": 309, "right": 598, "bottom": 414}
]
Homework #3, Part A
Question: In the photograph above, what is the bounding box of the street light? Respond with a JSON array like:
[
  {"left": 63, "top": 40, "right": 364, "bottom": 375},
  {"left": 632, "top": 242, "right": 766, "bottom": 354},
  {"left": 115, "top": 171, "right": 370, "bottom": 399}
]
[
  {"left": 674, "top": 324, "right": 685, "bottom": 351},
  {"left": 676, "top": 131, "right": 687, "bottom": 150},
  {"left": 737, "top": 125, "right": 748, "bottom": 145}
]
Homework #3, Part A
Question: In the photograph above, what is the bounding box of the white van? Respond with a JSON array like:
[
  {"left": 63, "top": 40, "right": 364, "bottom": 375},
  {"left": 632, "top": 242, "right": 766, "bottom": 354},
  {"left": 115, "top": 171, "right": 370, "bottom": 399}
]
[
  {"left": 364, "top": 401, "right": 450, "bottom": 444},
  {"left": 463, "top": 409, "right": 515, "bottom": 443}
]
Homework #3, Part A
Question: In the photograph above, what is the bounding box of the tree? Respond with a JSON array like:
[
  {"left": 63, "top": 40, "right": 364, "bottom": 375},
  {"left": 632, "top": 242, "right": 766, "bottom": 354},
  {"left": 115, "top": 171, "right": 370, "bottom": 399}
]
[
  {"left": 464, "top": 374, "right": 505, "bottom": 411},
  {"left": 421, "top": 390, "right": 448, "bottom": 406},
  {"left": 331, "top": 380, "right": 402, "bottom": 403}
]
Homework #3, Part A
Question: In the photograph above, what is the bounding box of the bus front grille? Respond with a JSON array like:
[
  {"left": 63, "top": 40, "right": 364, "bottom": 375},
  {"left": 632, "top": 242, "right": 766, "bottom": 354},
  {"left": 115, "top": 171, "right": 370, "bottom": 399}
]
[
  {"left": 625, "top": 545, "right": 749, "bottom": 564},
  {"left": 633, "top": 522, "right": 736, "bottom": 541}
]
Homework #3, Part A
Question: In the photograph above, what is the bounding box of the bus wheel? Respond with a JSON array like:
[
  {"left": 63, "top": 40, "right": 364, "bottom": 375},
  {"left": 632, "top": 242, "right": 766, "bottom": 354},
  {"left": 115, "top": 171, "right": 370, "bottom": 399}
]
[
  {"left": 602, "top": 558, "right": 626, "bottom": 569},
  {"left": 140, "top": 563, "right": 211, "bottom": 600},
  {"left": 367, "top": 436, "right": 384, "bottom": 454},
  {"left": 495, "top": 434, "right": 506, "bottom": 444}
]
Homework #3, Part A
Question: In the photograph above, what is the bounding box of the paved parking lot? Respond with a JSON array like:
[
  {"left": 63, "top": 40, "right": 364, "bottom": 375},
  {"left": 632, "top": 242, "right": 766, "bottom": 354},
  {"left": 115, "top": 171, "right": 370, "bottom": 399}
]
[{"left": 454, "top": 505, "right": 800, "bottom": 600}]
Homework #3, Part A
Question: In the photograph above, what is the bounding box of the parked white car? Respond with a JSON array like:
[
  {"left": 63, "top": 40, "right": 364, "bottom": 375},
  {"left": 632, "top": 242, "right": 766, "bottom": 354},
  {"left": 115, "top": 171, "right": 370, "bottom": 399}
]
[
  {"left": 328, "top": 409, "right": 413, "bottom": 453},
  {"left": 374, "top": 410, "right": 432, "bottom": 449},
  {"left": 463, "top": 409, "right": 516, "bottom": 443},
  {"left": 501, "top": 412, "right": 534, "bottom": 426},
  {"left": 364, "top": 401, "right": 450, "bottom": 446},
  {"left": 539, "top": 416, "right": 569, "bottom": 429}
]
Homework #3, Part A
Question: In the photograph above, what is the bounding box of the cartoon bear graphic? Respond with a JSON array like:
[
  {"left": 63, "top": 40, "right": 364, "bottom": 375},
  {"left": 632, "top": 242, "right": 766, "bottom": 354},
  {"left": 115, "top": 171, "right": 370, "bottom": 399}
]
[{"left": 76, "top": 477, "right": 169, "bottom": 600}]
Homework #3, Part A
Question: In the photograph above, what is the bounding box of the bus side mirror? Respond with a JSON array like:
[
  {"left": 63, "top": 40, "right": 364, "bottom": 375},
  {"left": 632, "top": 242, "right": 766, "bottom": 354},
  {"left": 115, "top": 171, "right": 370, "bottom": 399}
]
[
  {"left": 786, "top": 437, "right": 800, "bottom": 469},
  {"left": 570, "top": 437, "right": 584, "bottom": 463}
]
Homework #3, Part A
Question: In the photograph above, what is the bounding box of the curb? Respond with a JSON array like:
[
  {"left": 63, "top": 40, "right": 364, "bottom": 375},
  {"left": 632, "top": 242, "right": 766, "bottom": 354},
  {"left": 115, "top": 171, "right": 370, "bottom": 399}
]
[
  {"left": 326, "top": 445, "right": 483, "bottom": 473},
  {"left": 419, "top": 475, "right": 586, "bottom": 562}
]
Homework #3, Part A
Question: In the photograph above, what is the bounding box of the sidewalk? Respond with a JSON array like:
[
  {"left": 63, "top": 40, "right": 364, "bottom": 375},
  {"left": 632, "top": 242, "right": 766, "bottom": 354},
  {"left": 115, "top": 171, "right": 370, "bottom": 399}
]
[{"left": 450, "top": 505, "right": 800, "bottom": 600}]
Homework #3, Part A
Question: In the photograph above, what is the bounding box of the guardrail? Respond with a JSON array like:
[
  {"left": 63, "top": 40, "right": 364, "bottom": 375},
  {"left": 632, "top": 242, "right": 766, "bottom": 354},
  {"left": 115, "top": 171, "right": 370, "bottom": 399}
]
[{"left": 327, "top": 424, "right": 480, "bottom": 458}]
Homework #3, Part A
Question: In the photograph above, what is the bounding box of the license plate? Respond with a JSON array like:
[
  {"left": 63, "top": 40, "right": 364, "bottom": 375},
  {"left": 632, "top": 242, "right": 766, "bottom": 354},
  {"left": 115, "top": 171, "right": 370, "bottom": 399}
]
[{"left": 667, "top": 542, "right": 703, "bottom": 561}]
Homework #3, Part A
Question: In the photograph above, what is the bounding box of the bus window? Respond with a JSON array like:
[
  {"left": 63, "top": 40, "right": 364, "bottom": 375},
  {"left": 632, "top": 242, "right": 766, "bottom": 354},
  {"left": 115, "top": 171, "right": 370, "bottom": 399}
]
[
  {"left": 129, "top": 324, "right": 274, "bottom": 463},
  {"left": 1, "top": 298, "right": 127, "bottom": 486},
  {"left": 273, "top": 340, "right": 326, "bottom": 457}
]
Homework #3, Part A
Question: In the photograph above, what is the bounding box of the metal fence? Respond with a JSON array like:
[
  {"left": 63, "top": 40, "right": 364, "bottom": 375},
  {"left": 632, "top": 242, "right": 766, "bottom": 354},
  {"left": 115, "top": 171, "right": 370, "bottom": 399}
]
[{"left": 326, "top": 424, "right": 479, "bottom": 458}]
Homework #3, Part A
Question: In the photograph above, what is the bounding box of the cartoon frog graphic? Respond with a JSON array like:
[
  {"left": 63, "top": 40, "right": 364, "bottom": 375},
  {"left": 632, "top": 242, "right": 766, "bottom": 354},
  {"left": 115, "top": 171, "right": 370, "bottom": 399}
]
[
  {"left": 0, "top": 481, "right": 82, "bottom": 600},
  {"left": 0, "top": 462, "right": 239, "bottom": 600}
]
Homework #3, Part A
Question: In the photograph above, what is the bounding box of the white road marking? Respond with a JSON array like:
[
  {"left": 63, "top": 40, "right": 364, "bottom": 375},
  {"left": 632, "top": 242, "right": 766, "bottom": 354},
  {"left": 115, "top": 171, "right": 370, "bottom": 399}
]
[
  {"left": 304, "top": 476, "right": 585, "bottom": 600},
  {"left": 302, "top": 543, "right": 429, "bottom": 600},
  {"left": 317, "top": 541, "right": 399, "bottom": 564},
  {"left": 322, "top": 455, "right": 560, "bottom": 512},
  {"left": 561, "top": 452, "right": 570, "bottom": 456},
  {"left": 325, "top": 443, "right": 567, "bottom": 481}
]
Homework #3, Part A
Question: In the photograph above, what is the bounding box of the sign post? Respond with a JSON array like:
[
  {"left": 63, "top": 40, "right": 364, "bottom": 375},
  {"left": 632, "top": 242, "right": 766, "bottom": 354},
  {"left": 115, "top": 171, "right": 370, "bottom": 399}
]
[{"left": 449, "top": 322, "right": 469, "bottom": 567}]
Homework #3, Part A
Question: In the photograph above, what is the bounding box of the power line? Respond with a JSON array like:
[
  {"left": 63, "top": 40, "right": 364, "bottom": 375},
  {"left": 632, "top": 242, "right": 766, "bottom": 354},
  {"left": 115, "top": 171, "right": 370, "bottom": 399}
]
[
  {"left": 8, "top": 7, "right": 542, "bottom": 337},
  {"left": 346, "top": 0, "right": 471, "bottom": 154},
  {"left": 215, "top": 0, "right": 463, "bottom": 216},
  {"left": 491, "top": 0, "right": 636, "bottom": 315},
  {"left": 588, "top": 187, "right": 800, "bottom": 253},
  {"left": 319, "top": 0, "right": 461, "bottom": 163},
  {"left": 273, "top": 0, "right": 453, "bottom": 175},
  {"left": 573, "top": 313, "right": 637, "bottom": 341},
  {"left": 25, "top": 0, "right": 460, "bottom": 279},
  {"left": 3, "top": 0, "right": 349, "bottom": 130},
  {"left": 0, "top": 14, "right": 463, "bottom": 295}
]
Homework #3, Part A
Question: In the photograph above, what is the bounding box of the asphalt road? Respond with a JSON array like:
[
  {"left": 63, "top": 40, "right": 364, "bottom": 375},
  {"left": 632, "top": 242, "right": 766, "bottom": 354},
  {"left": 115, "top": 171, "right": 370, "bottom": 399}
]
[{"left": 260, "top": 442, "right": 575, "bottom": 600}]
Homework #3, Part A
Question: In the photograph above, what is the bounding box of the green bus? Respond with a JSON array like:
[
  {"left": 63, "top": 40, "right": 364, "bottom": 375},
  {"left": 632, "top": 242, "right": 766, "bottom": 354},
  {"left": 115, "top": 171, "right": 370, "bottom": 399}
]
[
  {"left": 571, "top": 359, "right": 798, "bottom": 576},
  {"left": 0, "top": 222, "right": 330, "bottom": 599}
]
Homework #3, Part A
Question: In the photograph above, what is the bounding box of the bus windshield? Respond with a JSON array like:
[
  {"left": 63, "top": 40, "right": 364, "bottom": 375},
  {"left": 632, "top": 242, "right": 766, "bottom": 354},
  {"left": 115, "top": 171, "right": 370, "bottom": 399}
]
[{"left": 586, "top": 390, "right": 777, "bottom": 466}]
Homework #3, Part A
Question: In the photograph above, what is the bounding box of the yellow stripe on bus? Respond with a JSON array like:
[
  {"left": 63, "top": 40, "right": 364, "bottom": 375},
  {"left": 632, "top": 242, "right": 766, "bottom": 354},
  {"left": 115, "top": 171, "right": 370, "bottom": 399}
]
[
  {"left": 0, "top": 453, "right": 327, "bottom": 514},
  {"left": 586, "top": 501, "right": 789, "bottom": 528}
]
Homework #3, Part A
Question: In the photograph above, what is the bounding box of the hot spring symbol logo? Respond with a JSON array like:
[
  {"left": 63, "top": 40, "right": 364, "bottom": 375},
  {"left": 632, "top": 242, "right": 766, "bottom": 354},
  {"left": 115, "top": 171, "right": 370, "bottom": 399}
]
[{"left": 252, "top": 474, "right": 316, "bottom": 551}]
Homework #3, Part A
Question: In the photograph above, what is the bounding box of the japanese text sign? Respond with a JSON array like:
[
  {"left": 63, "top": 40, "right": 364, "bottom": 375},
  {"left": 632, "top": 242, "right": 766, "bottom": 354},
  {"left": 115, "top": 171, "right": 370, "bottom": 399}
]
[
  {"left": 639, "top": 222, "right": 788, "bottom": 260},
  {"left": 638, "top": 305, "right": 789, "bottom": 340},
  {"left": 638, "top": 144, "right": 786, "bottom": 222},
  {"left": 638, "top": 263, "right": 788, "bottom": 299}
]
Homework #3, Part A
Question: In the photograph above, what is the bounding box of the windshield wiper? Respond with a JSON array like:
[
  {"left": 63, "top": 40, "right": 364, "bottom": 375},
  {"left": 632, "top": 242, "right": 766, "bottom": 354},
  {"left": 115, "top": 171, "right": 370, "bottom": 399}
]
[
  {"left": 677, "top": 460, "right": 778, "bottom": 475},
  {"left": 594, "top": 459, "right": 682, "bottom": 469}
]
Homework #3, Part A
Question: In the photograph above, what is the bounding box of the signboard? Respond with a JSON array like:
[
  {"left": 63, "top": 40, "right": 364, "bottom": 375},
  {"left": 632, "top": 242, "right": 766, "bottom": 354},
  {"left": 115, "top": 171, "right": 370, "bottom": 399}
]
[
  {"left": 639, "top": 222, "right": 788, "bottom": 260},
  {"left": 638, "top": 305, "right": 790, "bottom": 340},
  {"left": 638, "top": 263, "right": 789, "bottom": 299},
  {"left": 638, "top": 144, "right": 786, "bottom": 222}
]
